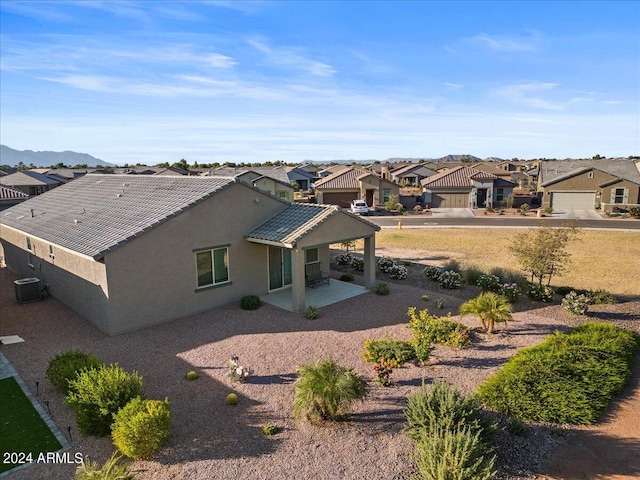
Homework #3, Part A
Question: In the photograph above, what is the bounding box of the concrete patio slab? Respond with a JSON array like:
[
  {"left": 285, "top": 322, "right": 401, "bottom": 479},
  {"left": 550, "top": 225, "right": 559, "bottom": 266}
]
[{"left": 260, "top": 279, "right": 369, "bottom": 312}]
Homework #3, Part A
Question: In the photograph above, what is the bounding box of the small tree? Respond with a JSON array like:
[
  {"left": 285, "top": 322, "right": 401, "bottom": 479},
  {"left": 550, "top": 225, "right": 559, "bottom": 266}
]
[
  {"left": 459, "top": 293, "right": 513, "bottom": 334},
  {"left": 384, "top": 194, "right": 399, "bottom": 211},
  {"left": 509, "top": 222, "right": 581, "bottom": 285}
]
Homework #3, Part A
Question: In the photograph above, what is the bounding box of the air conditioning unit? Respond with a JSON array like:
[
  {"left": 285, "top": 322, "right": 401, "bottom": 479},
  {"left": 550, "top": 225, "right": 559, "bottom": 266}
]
[{"left": 14, "top": 277, "right": 42, "bottom": 304}]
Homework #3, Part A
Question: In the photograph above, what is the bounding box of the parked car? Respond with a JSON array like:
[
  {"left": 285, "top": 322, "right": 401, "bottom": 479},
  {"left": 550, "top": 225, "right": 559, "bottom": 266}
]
[{"left": 350, "top": 200, "right": 369, "bottom": 215}]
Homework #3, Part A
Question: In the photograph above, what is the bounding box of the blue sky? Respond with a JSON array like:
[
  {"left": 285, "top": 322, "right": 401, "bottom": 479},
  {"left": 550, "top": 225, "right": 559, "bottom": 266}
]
[{"left": 1, "top": 1, "right": 638, "bottom": 166}]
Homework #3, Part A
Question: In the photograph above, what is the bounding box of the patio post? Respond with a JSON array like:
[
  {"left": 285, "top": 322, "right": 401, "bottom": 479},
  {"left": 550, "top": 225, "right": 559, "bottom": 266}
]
[
  {"left": 291, "top": 246, "right": 306, "bottom": 312},
  {"left": 363, "top": 235, "right": 376, "bottom": 289}
]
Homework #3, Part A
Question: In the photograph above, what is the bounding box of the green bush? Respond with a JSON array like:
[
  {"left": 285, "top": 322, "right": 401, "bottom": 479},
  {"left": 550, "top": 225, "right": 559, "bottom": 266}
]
[
  {"left": 67, "top": 364, "right": 145, "bottom": 437},
  {"left": 362, "top": 337, "right": 417, "bottom": 367},
  {"left": 407, "top": 307, "right": 472, "bottom": 349},
  {"left": 562, "top": 291, "right": 590, "bottom": 315},
  {"left": 73, "top": 452, "right": 132, "bottom": 480},
  {"left": 405, "top": 382, "right": 496, "bottom": 480},
  {"left": 442, "top": 259, "right": 461, "bottom": 273},
  {"left": 240, "top": 295, "right": 261, "bottom": 310},
  {"left": 527, "top": 284, "right": 553, "bottom": 302},
  {"left": 499, "top": 283, "right": 521, "bottom": 303},
  {"left": 507, "top": 417, "right": 527, "bottom": 436},
  {"left": 262, "top": 423, "right": 279, "bottom": 435},
  {"left": 435, "top": 298, "right": 446, "bottom": 309},
  {"left": 226, "top": 393, "right": 238, "bottom": 405},
  {"left": 339, "top": 272, "right": 354, "bottom": 282},
  {"left": 591, "top": 289, "right": 617, "bottom": 305},
  {"left": 462, "top": 265, "right": 485, "bottom": 286},
  {"left": 304, "top": 305, "right": 320, "bottom": 320},
  {"left": 46, "top": 350, "right": 104, "bottom": 395},
  {"left": 421, "top": 294, "right": 429, "bottom": 302},
  {"left": 477, "top": 323, "right": 640, "bottom": 424},
  {"left": 477, "top": 274, "right": 501, "bottom": 293},
  {"left": 185, "top": 370, "right": 198, "bottom": 381},
  {"left": 423, "top": 265, "right": 441, "bottom": 281},
  {"left": 438, "top": 270, "right": 462, "bottom": 289},
  {"left": 375, "top": 282, "right": 390, "bottom": 295},
  {"left": 112, "top": 397, "right": 171, "bottom": 459},
  {"left": 292, "top": 358, "right": 366, "bottom": 423},
  {"left": 350, "top": 257, "right": 365, "bottom": 272},
  {"left": 489, "top": 267, "right": 528, "bottom": 289}
]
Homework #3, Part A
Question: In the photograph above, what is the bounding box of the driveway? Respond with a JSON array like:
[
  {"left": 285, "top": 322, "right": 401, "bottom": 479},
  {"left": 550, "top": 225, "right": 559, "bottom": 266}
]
[
  {"left": 551, "top": 209, "right": 602, "bottom": 220},
  {"left": 430, "top": 208, "right": 475, "bottom": 218}
]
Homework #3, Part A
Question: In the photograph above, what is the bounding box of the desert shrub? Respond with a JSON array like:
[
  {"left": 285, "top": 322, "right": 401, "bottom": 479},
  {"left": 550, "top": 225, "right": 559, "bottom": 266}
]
[
  {"left": 421, "top": 294, "right": 429, "bottom": 302},
  {"left": 407, "top": 307, "right": 471, "bottom": 350},
  {"left": 67, "top": 364, "right": 145, "bottom": 437},
  {"left": 373, "top": 358, "right": 394, "bottom": 386},
  {"left": 422, "top": 265, "right": 441, "bottom": 281},
  {"left": 292, "top": 358, "right": 367, "bottom": 423},
  {"left": 591, "top": 289, "right": 617, "bottom": 305},
  {"left": 185, "top": 371, "right": 198, "bottom": 381},
  {"left": 554, "top": 285, "right": 574, "bottom": 296},
  {"left": 527, "top": 284, "right": 554, "bottom": 302},
  {"left": 460, "top": 293, "right": 513, "bottom": 334},
  {"left": 462, "top": 264, "right": 485, "bottom": 286},
  {"left": 240, "top": 295, "right": 261, "bottom": 310},
  {"left": 335, "top": 251, "right": 353, "bottom": 265},
  {"left": 499, "top": 283, "right": 521, "bottom": 303},
  {"left": 112, "top": 397, "right": 171, "bottom": 459},
  {"left": 477, "top": 274, "right": 501, "bottom": 293},
  {"left": 562, "top": 291, "right": 590, "bottom": 315},
  {"left": 413, "top": 204, "right": 423, "bottom": 212},
  {"left": 507, "top": 417, "right": 527, "bottom": 436},
  {"left": 339, "top": 273, "right": 354, "bottom": 282},
  {"left": 438, "top": 270, "right": 462, "bottom": 289},
  {"left": 73, "top": 452, "right": 132, "bottom": 480},
  {"left": 262, "top": 423, "right": 279, "bottom": 435},
  {"left": 442, "top": 259, "right": 461, "bottom": 273},
  {"left": 388, "top": 264, "right": 408, "bottom": 280},
  {"left": 304, "top": 305, "right": 320, "bottom": 320},
  {"left": 477, "top": 323, "right": 640, "bottom": 424},
  {"left": 544, "top": 206, "right": 553, "bottom": 214},
  {"left": 226, "top": 393, "right": 238, "bottom": 405},
  {"left": 435, "top": 298, "right": 446, "bottom": 309},
  {"left": 375, "top": 282, "right": 390, "bottom": 295},
  {"left": 350, "top": 257, "right": 365, "bottom": 272},
  {"left": 362, "top": 337, "right": 416, "bottom": 367},
  {"left": 405, "top": 382, "right": 496, "bottom": 479},
  {"left": 518, "top": 204, "right": 530, "bottom": 215},
  {"left": 46, "top": 350, "right": 104, "bottom": 395},
  {"left": 629, "top": 206, "right": 640, "bottom": 218},
  {"left": 489, "top": 267, "right": 528, "bottom": 288},
  {"left": 378, "top": 256, "right": 395, "bottom": 273}
]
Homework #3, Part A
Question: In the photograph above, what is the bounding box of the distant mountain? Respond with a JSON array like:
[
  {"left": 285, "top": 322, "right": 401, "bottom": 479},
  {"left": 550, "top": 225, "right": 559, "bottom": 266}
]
[{"left": 0, "top": 145, "right": 114, "bottom": 168}]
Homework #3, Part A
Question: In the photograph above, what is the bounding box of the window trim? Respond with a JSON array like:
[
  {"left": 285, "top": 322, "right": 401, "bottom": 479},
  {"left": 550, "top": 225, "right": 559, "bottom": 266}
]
[
  {"left": 613, "top": 187, "right": 626, "bottom": 204},
  {"left": 194, "top": 245, "right": 230, "bottom": 290}
]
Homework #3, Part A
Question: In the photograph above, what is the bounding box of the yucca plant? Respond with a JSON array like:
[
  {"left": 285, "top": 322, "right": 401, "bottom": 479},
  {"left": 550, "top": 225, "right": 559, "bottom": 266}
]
[
  {"left": 73, "top": 452, "right": 132, "bottom": 480},
  {"left": 292, "top": 358, "right": 367, "bottom": 423},
  {"left": 459, "top": 292, "right": 513, "bottom": 334}
]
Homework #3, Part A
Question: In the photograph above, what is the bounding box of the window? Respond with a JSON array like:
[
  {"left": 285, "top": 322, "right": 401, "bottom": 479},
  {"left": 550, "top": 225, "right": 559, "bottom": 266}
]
[
  {"left": 382, "top": 188, "right": 391, "bottom": 202},
  {"left": 278, "top": 190, "right": 287, "bottom": 200},
  {"left": 195, "top": 247, "right": 229, "bottom": 288},
  {"left": 26, "top": 237, "right": 34, "bottom": 267},
  {"left": 613, "top": 188, "right": 627, "bottom": 204},
  {"left": 305, "top": 248, "right": 319, "bottom": 264},
  {"left": 49, "top": 245, "right": 55, "bottom": 259},
  {"left": 26, "top": 237, "right": 33, "bottom": 251},
  {"left": 495, "top": 188, "right": 505, "bottom": 202},
  {"left": 588, "top": 171, "right": 594, "bottom": 179}
]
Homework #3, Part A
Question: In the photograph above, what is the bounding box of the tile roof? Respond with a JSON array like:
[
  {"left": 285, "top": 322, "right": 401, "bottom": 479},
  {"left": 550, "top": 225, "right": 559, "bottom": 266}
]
[
  {"left": 540, "top": 159, "right": 640, "bottom": 186},
  {"left": 314, "top": 166, "right": 369, "bottom": 189},
  {"left": 246, "top": 203, "right": 378, "bottom": 247},
  {"left": 0, "top": 186, "right": 29, "bottom": 199},
  {"left": 421, "top": 166, "right": 496, "bottom": 188},
  {"left": 1, "top": 174, "right": 235, "bottom": 259},
  {"left": 0, "top": 171, "right": 63, "bottom": 187}
]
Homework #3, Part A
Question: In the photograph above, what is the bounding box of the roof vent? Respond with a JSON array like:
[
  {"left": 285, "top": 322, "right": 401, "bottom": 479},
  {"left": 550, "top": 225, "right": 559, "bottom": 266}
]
[
  {"left": 117, "top": 193, "right": 123, "bottom": 198},
  {"left": 74, "top": 219, "right": 80, "bottom": 224}
]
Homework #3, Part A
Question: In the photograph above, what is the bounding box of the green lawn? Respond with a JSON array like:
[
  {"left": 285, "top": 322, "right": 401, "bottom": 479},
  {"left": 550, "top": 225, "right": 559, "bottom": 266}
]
[{"left": 0, "top": 376, "right": 63, "bottom": 473}]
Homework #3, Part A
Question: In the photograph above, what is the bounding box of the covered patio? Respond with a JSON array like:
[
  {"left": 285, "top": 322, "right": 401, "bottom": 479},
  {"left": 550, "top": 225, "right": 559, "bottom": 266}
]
[
  {"left": 260, "top": 279, "right": 368, "bottom": 312},
  {"left": 246, "top": 203, "right": 380, "bottom": 313}
]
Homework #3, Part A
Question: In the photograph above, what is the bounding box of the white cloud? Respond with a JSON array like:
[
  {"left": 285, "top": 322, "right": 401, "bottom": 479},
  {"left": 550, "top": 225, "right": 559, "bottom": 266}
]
[
  {"left": 495, "top": 82, "right": 564, "bottom": 110},
  {"left": 467, "top": 31, "right": 542, "bottom": 53},
  {"left": 247, "top": 36, "right": 337, "bottom": 77}
]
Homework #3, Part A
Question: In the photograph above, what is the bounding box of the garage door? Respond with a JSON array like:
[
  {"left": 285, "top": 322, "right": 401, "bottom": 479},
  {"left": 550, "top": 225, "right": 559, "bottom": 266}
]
[
  {"left": 551, "top": 192, "right": 595, "bottom": 210},
  {"left": 431, "top": 193, "right": 469, "bottom": 208},
  {"left": 322, "top": 192, "right": 358, "bottom": 208}
]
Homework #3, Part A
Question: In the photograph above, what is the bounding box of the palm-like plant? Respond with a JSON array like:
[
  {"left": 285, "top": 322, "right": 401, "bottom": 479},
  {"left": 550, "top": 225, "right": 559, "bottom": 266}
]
[
  {"left": 292, "top": 358, "right": 367, "bottom": 423},
  {"left": 459, "top": 292, "right": 513, "bottom": 334}
]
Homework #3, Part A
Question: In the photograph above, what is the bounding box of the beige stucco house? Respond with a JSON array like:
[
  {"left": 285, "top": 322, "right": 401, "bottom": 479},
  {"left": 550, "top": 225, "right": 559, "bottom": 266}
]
[
  {"left": 314, "top": 166, "right": 400, "bottom": 208},
  {"left": 538, "top": 159, "right": 640, "bottom": 212},
  {"left": 0, "top": 175, "right": 378, "bottom": 335}
]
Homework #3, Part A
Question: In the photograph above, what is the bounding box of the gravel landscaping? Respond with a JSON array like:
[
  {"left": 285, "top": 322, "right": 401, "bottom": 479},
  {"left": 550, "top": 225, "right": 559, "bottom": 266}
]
[{"left": 1, "top": 262, "right": 638, "bottom": 480}]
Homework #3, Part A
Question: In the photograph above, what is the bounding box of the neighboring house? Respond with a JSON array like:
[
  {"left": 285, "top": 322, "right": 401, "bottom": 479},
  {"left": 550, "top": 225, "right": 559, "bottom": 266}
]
[
  {"left": 420, "top": 166, "right": 516, "bottom": 208},
  {"left": 314, "top": 166, "right": 400, "bottom": 208},
  {"left": 0, "top": 185, "right": 29, "bottom": 211},
  {"left": 389, "top": 164, "right": 438, "bottom": 186},
  {"left": 0, "top": 175, "right": 378, "bottom": 334},
  {"left": 154, "top": 166, "right": 190, "bottom": 176},
  {"left": 317, "top": 164, "right": 350, "bottom": 178},
  {"left": 0, "top": 171, "right": 62, "bottom": 196},
  {"left": 538, "top": 159, "right": 640, "bottom": 212},
  {"left": 284, "top": 167, "right": 317, "bottom": 191},
  {"left": 206, "top": 168, "right": 293, "bottom": 200}
]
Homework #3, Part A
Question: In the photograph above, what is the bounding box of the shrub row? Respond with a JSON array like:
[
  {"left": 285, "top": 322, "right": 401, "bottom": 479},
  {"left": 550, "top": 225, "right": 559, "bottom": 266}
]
[
  {"left": 378, "top": 256, "right": 408, "bottom": 280},
  {"left": 477, "top": 323, "right": 640, "bottom": 424},
  {"left": 405, "top": 382, "right": 497, "bottom": 480}
]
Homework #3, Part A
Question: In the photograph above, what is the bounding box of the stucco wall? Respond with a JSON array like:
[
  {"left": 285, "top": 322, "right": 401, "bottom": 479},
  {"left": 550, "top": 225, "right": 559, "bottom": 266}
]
[
  {"left": 103, "top": 183, "right": 287, "bottom": 334},
  {"left": 0, "top": 225, "right": 110, "bottom": 328}
]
